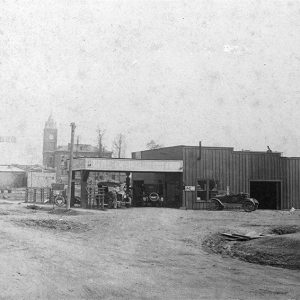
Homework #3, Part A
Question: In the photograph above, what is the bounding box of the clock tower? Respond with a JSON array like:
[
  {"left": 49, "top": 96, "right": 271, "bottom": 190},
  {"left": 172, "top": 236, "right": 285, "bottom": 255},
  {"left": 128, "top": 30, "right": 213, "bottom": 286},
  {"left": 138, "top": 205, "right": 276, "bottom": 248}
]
[{"left": 43, "top": 114, "right": 57, "bottom": 168}]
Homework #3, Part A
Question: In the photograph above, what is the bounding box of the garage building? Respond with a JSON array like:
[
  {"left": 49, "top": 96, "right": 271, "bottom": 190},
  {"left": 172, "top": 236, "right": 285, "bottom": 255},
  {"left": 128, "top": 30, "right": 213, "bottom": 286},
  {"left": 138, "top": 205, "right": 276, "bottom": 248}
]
[
  {"left": 132, "top": 145, "right": 300, "bottom": 210},
  {"left": 71, "top": 144, "right": 300, "bottom": 210}
]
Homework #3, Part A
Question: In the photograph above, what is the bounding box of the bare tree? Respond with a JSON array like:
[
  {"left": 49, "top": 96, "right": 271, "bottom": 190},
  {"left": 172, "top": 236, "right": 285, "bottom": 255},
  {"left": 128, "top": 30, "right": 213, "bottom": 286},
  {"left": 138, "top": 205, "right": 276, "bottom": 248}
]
[
  {"left": 112, "top": 133, "right": 126, "bottom": 158},
  {"left": 96, "top": 126, "right": 106, "bottom": 157},
  {"left": 146, "top": 140, "right": 163, "bottom": 150}
]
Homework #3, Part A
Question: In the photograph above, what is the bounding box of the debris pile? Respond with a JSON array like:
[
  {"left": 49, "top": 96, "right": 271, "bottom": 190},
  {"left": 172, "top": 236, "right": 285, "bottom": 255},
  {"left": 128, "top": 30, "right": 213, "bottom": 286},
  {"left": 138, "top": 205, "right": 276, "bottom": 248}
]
[
  {"left": 15, "top": 218, "right": 90, "bottom": 232},
  {"left": 203, "top": 225, "right": 300, "bottom": 270},
  {"left": 221, "top": 232, "right": 269, "bottom": 241}
]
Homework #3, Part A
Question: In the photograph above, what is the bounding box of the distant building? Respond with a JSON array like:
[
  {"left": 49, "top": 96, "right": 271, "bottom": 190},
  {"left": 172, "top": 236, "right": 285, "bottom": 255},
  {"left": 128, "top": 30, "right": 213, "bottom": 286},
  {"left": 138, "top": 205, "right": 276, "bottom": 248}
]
[
  {"left": 43, "top": 115, "right": 58, "bottom": 169},
  {"left": 55, "top": 143, "right": 112, "bottom": 180},
  {"left": 0, "top": 165, "right": 26, "bottom": 189},
  {"left": 42, "top": 115, "right": 113, "bottom": 182}
]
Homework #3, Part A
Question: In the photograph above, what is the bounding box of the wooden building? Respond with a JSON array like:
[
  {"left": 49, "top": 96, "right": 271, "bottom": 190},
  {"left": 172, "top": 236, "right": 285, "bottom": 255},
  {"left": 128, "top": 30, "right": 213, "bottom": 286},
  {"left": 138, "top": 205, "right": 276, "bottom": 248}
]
[{"left": 132, "top": 145, "right": 300, "bottom": 210}]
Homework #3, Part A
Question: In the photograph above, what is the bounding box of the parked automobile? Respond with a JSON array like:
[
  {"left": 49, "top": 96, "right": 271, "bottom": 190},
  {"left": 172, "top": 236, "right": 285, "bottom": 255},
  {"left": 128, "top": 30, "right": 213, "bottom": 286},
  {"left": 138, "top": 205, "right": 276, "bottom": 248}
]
[
  {"left": 209, "top": 192, "right": 259, "bottom": 212},
  {"left": 141, "top": 191, "right": 164, "bottom": 207}
]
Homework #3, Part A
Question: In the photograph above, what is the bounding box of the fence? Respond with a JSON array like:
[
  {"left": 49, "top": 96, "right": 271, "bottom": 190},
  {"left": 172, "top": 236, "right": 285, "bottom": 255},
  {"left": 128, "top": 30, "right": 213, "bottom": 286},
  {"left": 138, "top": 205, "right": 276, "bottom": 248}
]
[
  {"left": 86, "top": 186, "right": 106, "bottom": 209},
  {"left": 25, "top": 187, "right": 53, "bottom": 204},
  {"left": 0, "top": 188, "right": 26, "bottom": 201}
]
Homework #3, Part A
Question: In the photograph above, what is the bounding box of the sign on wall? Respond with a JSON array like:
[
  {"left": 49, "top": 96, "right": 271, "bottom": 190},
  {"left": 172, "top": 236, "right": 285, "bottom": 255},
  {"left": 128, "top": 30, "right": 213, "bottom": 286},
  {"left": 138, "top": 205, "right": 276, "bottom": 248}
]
[
  {"left": 71, "top": 157, "right": 183, "bottom": 173},
  {"left": 184, "top": 186, "right": 196, "bottom": 192}
]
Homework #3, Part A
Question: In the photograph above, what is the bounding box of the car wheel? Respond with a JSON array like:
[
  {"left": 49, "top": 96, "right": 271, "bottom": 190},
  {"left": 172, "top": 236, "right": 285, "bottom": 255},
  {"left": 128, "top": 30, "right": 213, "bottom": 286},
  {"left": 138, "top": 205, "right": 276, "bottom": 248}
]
[
  {"left": 54, "top": 195, "right": 65, "bottom": 207},
  {"left": 243, "top": 201, "right": 255, "bottom": 212},
  {"left": 210, "top": 199, "right": 222, "bottom": 210}
]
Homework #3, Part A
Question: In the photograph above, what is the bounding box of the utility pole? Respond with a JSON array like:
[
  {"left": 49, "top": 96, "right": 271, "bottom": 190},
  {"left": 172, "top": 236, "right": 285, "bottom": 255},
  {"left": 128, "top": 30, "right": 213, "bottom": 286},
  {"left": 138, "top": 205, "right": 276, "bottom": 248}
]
[
  {"left": 75, "top": 135, "right": 79, "bottom": 158},
  {"left": 67, "top": 122, "right": 76, "bottom": 210}
]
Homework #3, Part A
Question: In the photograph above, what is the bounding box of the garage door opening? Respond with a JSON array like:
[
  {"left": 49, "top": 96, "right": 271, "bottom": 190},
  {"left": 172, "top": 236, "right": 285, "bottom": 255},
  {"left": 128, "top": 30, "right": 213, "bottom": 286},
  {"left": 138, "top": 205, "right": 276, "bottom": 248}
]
[
  {"left": 250, "top": 181, "right": 281, "bottom": 209},
  {"left": 132, "top": 173, "right": 182, "bottom": 208}
]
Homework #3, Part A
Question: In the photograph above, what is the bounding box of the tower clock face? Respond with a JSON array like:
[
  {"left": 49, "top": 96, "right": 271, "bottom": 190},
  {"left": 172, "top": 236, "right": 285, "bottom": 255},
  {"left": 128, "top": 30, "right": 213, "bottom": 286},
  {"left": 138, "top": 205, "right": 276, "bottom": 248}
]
[{"left": 49, "top": 134, "right": 54, "bottom": 140}]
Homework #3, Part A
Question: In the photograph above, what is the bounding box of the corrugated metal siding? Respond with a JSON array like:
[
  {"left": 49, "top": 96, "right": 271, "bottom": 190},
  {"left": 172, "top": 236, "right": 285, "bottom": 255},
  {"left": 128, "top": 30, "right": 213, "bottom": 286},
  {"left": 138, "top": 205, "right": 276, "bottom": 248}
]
[
  {"left": 183, "top": 147, "right": 233, "bottom": 209},
  {"left": 279, "top": 158, "right": 288, "bottom": 209},
  {"left": 138, "top": 146, "right": 184, "bottom": 160},
  {"left": 183, "top": 146, "right": 299, "bottom": 210},
  {"left": 286, "top": 158, "right": 300, "bottom": 209},
  {"left": 182, "top": 147, "right": 197, "bottom": 209}
]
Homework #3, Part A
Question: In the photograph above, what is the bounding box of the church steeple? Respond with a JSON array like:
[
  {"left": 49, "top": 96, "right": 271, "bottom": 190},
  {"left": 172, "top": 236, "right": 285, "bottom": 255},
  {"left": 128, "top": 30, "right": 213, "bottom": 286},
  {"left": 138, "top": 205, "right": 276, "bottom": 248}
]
[
  {"left": 45, "top": 113, "right": 56, "bottom": 129},
  {"left": 43, "top": 114, "right": 57, "bottom": 168}
]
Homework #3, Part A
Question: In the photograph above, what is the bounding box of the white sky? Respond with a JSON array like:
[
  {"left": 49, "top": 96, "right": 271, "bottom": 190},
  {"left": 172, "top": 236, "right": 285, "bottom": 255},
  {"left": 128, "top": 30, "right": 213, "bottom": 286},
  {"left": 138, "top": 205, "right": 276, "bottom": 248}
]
[{"left": 0, "top": 0, "right": 300, "bottom": 164}]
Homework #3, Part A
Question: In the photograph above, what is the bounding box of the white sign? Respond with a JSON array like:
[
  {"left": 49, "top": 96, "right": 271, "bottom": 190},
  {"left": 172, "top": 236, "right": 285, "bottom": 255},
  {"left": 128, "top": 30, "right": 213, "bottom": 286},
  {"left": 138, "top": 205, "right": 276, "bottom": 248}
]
[
  {"left": 72, "top": 158, "right": 183, "bottom": 173},
  {"left": 185, "top": 186, "right": 196, "bottom": 192}
]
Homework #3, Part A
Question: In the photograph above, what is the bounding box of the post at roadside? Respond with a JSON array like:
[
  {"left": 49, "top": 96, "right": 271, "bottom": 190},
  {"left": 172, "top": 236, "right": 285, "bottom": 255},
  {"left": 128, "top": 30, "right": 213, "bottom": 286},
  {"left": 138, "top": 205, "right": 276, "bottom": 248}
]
[{"left": 67, "top": 122, "right": 76, "bottom": 210}]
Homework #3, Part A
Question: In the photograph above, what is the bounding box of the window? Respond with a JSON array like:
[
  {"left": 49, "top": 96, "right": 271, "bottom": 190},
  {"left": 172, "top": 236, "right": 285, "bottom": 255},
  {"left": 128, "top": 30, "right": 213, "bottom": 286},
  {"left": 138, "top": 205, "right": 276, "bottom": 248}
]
[
  {"left": 197, "top": 179, "right": 219, "bottom": 201},
  {"left": 197, "top": 180, "right": 208, "bottom": 201}
]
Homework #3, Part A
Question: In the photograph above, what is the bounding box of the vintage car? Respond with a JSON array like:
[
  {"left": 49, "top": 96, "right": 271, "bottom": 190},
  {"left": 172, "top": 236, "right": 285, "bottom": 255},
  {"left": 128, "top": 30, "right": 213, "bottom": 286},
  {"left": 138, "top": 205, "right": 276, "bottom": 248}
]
[
  {"left": 209, "top": 192, "right": 259, "bottom": 212},
  {"left": 136, "top": 183, "right": 164, "bottom": 207},
  {"left": 104, "top": 184, "right": 132, "bottom": 209},
  {"left": 148, "top": 192, "right": 164, "bottom": 207},
  {"left": 139, "top": 191, "right": 164, "bottom": 207}
]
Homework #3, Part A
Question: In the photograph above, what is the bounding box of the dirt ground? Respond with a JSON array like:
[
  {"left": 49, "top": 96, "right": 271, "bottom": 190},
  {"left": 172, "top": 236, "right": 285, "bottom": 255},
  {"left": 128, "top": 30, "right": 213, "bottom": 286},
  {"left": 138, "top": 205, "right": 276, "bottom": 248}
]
[{"left": 0, "top": 200, "right": 299, "bottom": 300}]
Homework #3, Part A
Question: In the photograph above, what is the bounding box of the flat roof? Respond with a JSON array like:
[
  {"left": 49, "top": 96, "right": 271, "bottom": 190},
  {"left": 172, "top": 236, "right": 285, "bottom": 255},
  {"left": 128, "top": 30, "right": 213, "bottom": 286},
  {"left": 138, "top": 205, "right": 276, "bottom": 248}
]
[
  {"left": 0, "top": 166, "right": 25, "bottom": 172},
  {"left": 72, "top": 158, "right": 183, "bottom": 173}
]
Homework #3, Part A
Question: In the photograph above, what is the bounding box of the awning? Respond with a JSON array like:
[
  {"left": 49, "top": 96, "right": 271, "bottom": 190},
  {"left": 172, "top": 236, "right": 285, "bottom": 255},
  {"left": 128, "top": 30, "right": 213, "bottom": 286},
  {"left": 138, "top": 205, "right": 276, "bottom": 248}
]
[{"left": 71, "top": 157, "right": 183, "bottom": 173}]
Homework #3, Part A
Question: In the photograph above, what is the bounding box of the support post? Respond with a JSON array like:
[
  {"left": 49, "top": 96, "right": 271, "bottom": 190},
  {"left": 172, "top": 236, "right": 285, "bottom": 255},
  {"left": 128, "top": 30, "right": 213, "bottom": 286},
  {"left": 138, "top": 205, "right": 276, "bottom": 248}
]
[
  {"left": 100, "top": 188, "right": 104, "bottom": 210},
  {"left": 80, "top": 170, "right": 89, "bottom": 209},
  {"left": 125, "top": 172, "right": 130, "bottom": 193},
  {"left": 71, "top": 171, "right": 75, "bottom": 207},
  {"left": 25, "top": 188, "right": 28, "bottom": 203},
  {"left": 33, "top": 189, "right": 36, "bottom": 203},
  {"left": 67, "top": 122, "right": 76, "bottom": 210}
]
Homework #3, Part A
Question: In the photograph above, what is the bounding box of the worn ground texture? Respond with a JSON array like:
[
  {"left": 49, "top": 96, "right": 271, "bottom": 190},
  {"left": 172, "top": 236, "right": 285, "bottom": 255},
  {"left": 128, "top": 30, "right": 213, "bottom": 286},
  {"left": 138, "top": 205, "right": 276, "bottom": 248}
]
[{"left": 0, "top": 200, "right": 299, "bottom": 300}]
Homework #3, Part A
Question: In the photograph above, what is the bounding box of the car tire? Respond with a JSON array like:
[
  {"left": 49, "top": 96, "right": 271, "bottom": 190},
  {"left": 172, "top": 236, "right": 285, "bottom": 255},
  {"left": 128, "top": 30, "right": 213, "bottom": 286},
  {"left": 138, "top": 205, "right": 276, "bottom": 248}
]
[{"left": 243, "top": 201, "right": 255, "bottom": 212}]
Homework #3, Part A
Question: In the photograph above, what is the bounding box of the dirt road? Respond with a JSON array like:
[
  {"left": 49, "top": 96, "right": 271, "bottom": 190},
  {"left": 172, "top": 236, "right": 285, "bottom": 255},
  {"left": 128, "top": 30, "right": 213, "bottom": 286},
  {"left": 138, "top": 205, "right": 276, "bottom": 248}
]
[{"left": 0, "top": 202, "right": 299, "bottom": 299}]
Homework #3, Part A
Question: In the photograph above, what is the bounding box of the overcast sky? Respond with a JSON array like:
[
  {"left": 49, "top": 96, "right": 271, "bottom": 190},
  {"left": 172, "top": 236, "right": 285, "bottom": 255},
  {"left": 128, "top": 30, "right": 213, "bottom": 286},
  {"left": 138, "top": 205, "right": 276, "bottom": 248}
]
[{"left": 0, "top": 0, "right": 300, "bottom": 164}]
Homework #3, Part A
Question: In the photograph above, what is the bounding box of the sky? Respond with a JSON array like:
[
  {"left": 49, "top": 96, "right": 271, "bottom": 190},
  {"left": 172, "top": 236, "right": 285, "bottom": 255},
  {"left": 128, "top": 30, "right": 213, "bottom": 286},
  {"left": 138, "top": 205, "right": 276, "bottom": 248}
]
[{"left": 0, "top": 0, "right": 300, "bottom": 164}]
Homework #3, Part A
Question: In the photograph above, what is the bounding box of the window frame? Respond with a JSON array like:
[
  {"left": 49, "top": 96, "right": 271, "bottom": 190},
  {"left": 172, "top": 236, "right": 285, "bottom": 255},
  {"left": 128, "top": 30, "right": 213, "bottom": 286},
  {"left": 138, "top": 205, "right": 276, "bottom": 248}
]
[{"left": 196, "top": 179, "right": 219, "bottom": 202}]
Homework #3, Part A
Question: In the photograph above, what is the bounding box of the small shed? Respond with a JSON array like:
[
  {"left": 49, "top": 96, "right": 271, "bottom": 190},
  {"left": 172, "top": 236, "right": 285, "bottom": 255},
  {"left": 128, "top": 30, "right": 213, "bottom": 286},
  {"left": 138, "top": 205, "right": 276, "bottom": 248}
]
[{"left": 0, "top": 165, "right": 26, "bottom": 189}]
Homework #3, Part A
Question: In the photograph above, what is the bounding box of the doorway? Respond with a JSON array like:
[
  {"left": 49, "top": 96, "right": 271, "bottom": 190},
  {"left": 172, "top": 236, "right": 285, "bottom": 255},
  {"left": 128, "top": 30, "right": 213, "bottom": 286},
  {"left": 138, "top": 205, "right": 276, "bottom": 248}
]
[
  {"left": 250, "top": 181, "right": 281, "bottom": 209},
  {"left": 132, "top": 180, "right": 144, "bottom": 206}
]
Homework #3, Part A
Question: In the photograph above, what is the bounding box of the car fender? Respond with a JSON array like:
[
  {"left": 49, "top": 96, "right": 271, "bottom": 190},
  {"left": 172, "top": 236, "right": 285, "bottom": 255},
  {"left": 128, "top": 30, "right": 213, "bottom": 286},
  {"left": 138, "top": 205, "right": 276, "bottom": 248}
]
[
  {"left": 210, "top": 198, "right": 224, "bottom": 209},
  {"left": 248, "top": 198, "right": 259, "bottom": 209}
]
